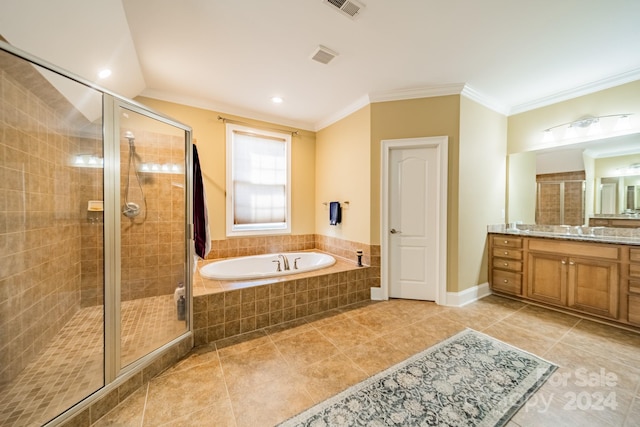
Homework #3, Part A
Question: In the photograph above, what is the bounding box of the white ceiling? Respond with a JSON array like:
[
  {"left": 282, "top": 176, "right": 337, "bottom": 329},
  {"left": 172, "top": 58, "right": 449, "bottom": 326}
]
[{"left": 1, "top": 0, "right": 640, "bottom": 131}]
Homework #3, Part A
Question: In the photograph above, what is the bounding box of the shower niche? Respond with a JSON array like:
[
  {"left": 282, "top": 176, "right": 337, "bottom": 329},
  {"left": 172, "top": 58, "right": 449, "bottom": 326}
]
[{"left": 0, "top": 42, "right": 193, "bottom": 426}]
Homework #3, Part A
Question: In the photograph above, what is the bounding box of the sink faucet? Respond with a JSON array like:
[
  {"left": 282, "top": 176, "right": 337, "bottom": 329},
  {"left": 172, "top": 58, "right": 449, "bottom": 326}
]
[{"left": 278, "top": 254, "right": 290, "bottom": 270}]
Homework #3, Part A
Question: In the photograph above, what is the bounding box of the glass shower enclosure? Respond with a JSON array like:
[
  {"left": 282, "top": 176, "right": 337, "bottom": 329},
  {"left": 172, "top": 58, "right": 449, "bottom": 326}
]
[{"left": 0, "top": 41, "right": 193, "bottom": 425}]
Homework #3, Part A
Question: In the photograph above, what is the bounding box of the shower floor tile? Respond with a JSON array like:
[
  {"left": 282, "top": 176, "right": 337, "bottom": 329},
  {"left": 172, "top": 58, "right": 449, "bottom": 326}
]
[{"left": 0, "top": 295, "right": 186, "bottom": 427}]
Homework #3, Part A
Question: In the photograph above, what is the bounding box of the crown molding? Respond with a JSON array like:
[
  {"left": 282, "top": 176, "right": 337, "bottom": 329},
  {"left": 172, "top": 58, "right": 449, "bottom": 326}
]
[
  {"left": 368, "top": 83, "right": 466, "bottom": 103},
  {"left": 139, "top": 89, "right": 317, "bottom": 131},
  {"left": 460, "top": 85, "right": 509, "bottom": 115},
  {"left": 509, "top": 68, "right": 640, "bottom": 115},
  {"left": 313, "top": 94, "right": 371, "bottom": 131}
]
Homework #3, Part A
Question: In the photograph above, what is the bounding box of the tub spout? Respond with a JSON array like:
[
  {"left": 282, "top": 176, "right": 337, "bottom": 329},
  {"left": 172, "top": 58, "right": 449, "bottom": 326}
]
[{"left": 278, "top": 254, "right": 290, "bottom": 270}]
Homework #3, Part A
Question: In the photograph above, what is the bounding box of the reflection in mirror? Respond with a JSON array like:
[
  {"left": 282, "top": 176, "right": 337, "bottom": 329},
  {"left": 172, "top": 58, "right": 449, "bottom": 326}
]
[{"left": 508, "top": 133, "right": 640, "bottom": 226}]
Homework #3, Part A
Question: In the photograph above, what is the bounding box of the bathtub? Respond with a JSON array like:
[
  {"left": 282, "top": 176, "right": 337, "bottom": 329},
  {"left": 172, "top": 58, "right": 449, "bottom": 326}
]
[{"left": 199, "top": 251, "right": 336, "bottom": 280}]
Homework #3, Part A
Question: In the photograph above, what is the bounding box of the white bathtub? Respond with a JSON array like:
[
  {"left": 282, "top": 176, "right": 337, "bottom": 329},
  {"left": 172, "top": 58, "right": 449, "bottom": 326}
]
[{"left": 199, "top": 251, "right": 336, "bottom": 280}]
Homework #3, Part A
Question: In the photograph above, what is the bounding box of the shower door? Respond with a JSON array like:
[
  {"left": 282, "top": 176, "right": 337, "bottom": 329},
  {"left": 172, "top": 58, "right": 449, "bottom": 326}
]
[
  {"left": 0, "top": 46, "right": 106, "bottom": 426},
  {"left": 114, "top": 104, "right": 190, "bottom": 369}
]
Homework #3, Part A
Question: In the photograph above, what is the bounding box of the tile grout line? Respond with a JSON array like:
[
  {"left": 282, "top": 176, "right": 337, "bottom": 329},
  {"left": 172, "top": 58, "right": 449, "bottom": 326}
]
[
  {"left": 138, "top": 382, "right": 150, "bottom": 427},
  {"left": 213, "top": 344, "right": 240, "bottom": 427}
]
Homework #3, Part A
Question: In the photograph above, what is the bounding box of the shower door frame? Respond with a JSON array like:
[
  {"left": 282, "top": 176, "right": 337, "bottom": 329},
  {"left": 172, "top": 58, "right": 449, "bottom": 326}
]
[{"left": 104, "top": 97, "right": 194, "bottom": 382}]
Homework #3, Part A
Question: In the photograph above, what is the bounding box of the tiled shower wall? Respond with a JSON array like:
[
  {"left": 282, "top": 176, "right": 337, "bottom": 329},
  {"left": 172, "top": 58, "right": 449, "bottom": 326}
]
[
  {"left": 119, "top": 131, "right": 186, "bottom": 302},
  {"left": 79, "top": 142, "right": 104, "bottom": 307},
  {"left": 77, "top": 130, "right": 187, "bottom": 306},
  {"left": 536, "top": 171, "right": 586, "bottom": 226},
  {"left": 0, "top": 62, "right": 92, "bottom": 386}
]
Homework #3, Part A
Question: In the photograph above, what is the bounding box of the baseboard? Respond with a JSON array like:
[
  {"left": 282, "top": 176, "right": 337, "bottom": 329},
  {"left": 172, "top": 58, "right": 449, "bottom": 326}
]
[
  {"left": 446, "top": 282, "right": 491, "bottom": 307},
  {"left": 370, "top": 286, "right": 387, "bottom": 301}
]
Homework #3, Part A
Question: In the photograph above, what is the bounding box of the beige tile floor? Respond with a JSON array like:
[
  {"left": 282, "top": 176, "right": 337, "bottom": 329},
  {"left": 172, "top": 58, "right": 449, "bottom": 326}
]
[{"left": 94, "top": 295, "right": 640, "bottom": 426}]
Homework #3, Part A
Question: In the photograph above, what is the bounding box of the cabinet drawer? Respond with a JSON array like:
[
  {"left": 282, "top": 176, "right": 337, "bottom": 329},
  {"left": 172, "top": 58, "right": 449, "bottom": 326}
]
[
  {"left": 630, "top": 248, "right": 640, "bottom": 263},
  {"left": 528, "top": 239, "right": 620, "bottom": 260},
  {"left": 492, "top": 258, "right": 522, "bottom": 271},
  {"left": 628, "top": 295, "right": 640, "bottom": 326},
  {"left": 630, "top": 264, "right": 640, "bottom": 279},
  {"left": 629, "top": 280, "right": 640, "bottom": 295},
  {"left": 492, "top": 269, "right": 522, "bottom": 294},
  {"left": 492, "top": 248, "right": 522, "bottom": 260},
  {"left": 492, "top": 236, "right": 522, "bottom": 248}
]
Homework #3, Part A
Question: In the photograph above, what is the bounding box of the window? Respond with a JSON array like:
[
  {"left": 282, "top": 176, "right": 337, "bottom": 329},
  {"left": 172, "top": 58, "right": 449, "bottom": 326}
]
[{"left": 226, "top": 123, "right": 291, "bottom": 236}]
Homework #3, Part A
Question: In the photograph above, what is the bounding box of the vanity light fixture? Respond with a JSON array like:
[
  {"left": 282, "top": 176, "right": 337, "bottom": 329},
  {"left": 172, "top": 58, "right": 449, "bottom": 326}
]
[
  {"left": 542, "top": 113, "right": 633, "bottom": 143},
  {"left": 271, "top": 96, "right": 283, "bottom": 104},
  {"left": 98, "top": 68, "right": 111, "bottom": 79}
]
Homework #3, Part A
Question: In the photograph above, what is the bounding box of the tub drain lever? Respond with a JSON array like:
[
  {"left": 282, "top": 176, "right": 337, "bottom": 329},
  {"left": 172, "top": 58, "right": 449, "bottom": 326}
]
[{"left": 272, "top": 259, "right": 281, "bottom": 272}]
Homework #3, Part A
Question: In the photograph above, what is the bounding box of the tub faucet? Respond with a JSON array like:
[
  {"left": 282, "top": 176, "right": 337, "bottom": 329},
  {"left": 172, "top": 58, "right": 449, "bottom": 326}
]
[{"left": 278, "top": 254, "right": 290, "bottom": 270}]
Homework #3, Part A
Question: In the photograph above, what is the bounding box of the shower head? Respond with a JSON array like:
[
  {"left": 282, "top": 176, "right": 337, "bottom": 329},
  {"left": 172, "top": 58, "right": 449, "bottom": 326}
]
[
  {"left": 122, "top": 202, "right": 140, "bottom": 218},
  {"left": 124, "top": 131, "right": 135, "bottom": 145}
]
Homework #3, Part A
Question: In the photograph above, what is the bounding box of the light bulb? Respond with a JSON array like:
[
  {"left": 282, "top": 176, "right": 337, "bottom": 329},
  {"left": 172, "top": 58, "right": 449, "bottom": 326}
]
[
  {"left": 542, "top": 129, "right": 554, "bottom": 143},
  {"left": 615, "top": 115, "right": 631, "bottom": 131},
  {"left": 564, "top": 125, "right": 577, "bottom": 139},
  {"left": 587, "top": 119, "right": 602, "bottom": 136}
]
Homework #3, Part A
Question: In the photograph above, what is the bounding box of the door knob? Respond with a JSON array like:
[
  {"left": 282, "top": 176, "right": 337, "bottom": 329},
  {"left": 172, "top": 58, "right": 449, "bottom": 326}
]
[{"left": 390, "top": 228, "right": 402, "bottom": 234}]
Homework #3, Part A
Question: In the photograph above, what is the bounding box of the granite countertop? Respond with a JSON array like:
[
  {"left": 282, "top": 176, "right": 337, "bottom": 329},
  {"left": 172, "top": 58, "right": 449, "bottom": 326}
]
[{"left": 488, "top": 224, "right": 640, "bottom": 246}]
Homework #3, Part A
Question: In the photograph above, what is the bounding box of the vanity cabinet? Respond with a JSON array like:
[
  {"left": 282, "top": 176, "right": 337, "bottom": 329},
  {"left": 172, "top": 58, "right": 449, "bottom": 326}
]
[
  {"left": 627, "top": 248, "right": 640, "bottom": 326},
  {"left": 526, "top": 239, "right": 619, "bottom": 319},
  {"left": 490, "top": 234, "right": 623, "bottom": 322},
  {"left": 489, "top": 235, "right": 523, "bottom": 295}
]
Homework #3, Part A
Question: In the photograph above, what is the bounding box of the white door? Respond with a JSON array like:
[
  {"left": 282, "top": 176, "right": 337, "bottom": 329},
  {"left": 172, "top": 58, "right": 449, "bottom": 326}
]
[
  {"left": 389, "top": 146, "right": 438, "bottom": 300},
  {"left": 600, "top": 183, "right": 616, "bottom": 214}
]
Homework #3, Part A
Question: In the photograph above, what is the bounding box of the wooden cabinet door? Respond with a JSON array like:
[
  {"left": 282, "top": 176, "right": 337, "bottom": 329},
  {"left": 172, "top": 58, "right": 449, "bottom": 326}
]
[
  {"left": 567, "top": 257, "right": 619, "bottom": 318},
  {"left": 527, "top": 252, "right": 567, "bottom": 306}
]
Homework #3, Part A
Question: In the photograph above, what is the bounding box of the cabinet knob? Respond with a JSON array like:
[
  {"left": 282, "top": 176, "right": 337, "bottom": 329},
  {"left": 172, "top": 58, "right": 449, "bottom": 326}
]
[
  {"left": 503, "top": 279, "right": 508, "bottom": 283},
  {"left": 504, "top": 251, "right": 509, "bottom": 255},
  {"left": 504, "top": 240, "right": 508, "bottom": 244},
  {"left": 569, "top": 261, "right": 575, "bottom": 265},
  {"left": 503, "top": 262, "right": 509, "bottom": 266},
  {"left": 562, "top": 260, "right": 566, "bottom": 264}
]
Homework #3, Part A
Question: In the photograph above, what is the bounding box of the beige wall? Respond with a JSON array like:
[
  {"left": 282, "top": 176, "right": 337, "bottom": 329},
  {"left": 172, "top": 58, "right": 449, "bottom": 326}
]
[
  {"left": 507, "top": 151, "right": 537, "bottom": 224},
  {"left": 136, "top": 97, "right": 316, "bottom": 240},
  {"left": 315, "top": 105, "right": 371, "bottom": 245},
  {"left": 139, "top": 93, "right": 510, "bottom": 295},
  {"left": 370, "top": 96, "right": 462, "bottom": 291},
  {"left": 507, "top": 80, "right": 640, "bottom": 154},
  {"left": 458, "top": 97, "right": 507, "bottom": 291}
]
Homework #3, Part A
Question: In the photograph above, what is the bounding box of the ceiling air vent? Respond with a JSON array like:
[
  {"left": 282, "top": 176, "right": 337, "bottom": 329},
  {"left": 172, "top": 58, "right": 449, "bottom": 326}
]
[
  {"left": 310, "top": 45, "right": 339, "bottom": 65},
  {"left": 324, "top": 0, "right": 365, "bottom": 19}
]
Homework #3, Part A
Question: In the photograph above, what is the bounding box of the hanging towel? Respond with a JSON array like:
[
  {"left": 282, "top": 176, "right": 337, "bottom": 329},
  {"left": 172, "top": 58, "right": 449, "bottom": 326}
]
[
  {"left": 193, "top": 145, "right": 211, "bottom": 259},
  {"left": 329, "top": 201, "right": 341, "bottom": 225}
]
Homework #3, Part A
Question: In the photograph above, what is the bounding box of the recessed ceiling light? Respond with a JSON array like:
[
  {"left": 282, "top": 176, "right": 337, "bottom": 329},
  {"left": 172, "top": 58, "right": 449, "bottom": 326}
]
[
  {"left": 98, "top": 69, "right": 112, "bottom": 79},
  {"left": 271, "top": 96, "right": 283, "bottom": 104}
]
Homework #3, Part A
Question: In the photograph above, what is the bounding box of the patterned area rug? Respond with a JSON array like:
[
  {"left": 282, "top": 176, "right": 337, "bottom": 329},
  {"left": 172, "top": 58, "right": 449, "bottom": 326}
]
[{"left": 278, "top": 329, "right": 557, "bottom": 427}]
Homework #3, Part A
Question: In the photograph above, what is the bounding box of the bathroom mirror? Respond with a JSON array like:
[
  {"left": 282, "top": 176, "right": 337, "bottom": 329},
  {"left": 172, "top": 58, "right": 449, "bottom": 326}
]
[{"left": 508, "top": 132, "right": 640, "bottom": 225}]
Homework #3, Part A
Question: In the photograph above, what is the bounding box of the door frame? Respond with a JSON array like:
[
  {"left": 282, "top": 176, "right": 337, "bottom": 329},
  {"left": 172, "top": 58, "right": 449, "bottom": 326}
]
[{"left": 377, "top": 136, "right": 448, "bottom": 304}]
